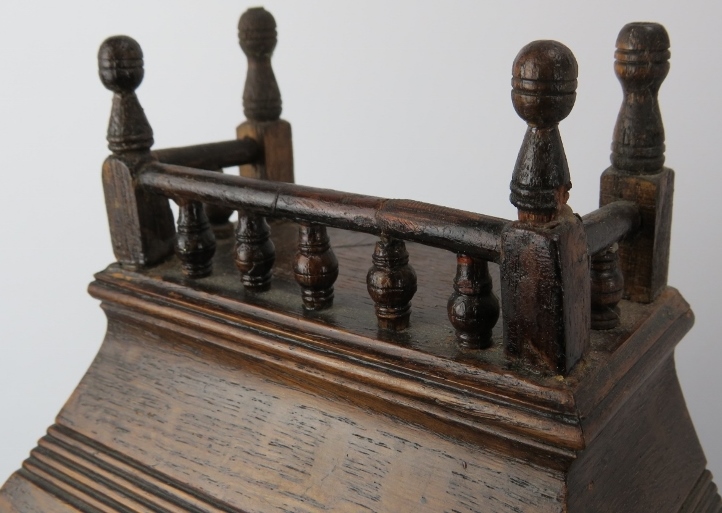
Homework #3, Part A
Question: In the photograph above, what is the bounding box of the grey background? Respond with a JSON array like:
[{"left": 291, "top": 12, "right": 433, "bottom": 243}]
[{"left": 1, "top": 0, "right": 720, "bottom": 488}]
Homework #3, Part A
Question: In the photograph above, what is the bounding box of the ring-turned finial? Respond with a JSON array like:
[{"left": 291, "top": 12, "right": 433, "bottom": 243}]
[
  {"left": 98, "top": 35, "right": 153, "bottom": 153},
  {"left": 238, "top": 7, "right": 282, "bottom": 122},
  {"left": 611, "top": 23, "right": 670, "bottom": 173},
  {"left": 510, "top": 40, "right": 578, "bottom": 222},
  {"left": 238, "top": 7, "right": 278, "bottom": 58},
  {"left": 511, "top": 40, "right": 577, "bottom": 128}
]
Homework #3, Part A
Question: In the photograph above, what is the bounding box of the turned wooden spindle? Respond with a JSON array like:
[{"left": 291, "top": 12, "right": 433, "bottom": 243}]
[
  {"left": 237, "top": 7, "right": 294, "bottom": 183},
  {"left": 611, "top": 23, "right": 670, "bottom": 174},
  {"left": 175, "top": 200, "right": 216, "bottom": 278},
  {"left": 293, "top": 223, "right": 338, "bottom": 310},
  {"left": 510, "top": 40, "right": 577, "bottom": 224},
  {"left": 99, "top": 36, "right": 154, "bottom": 154},
  {"left": 591, "top": 244, "right": 624, "bottom": 330},
  {"left": 98, "top": 36, "right": 175, "bottom": 268},
  {"left": 502, "top": 40, "right": 590, "bottom": 374},
  {"left": 235, "top": 212, "right": 275, "bottom": 291},
  {"left": 239, "top": 7, "right": 281, "bottom": 121},
  {"left": 366, "top": 236, "right": 417, "bottom": 331},
  {"left": 448, "top": 255, "right": 499, "bottom": 348},
  {"left": 601, "top": 23, "right": 672, "bottom": 303}
]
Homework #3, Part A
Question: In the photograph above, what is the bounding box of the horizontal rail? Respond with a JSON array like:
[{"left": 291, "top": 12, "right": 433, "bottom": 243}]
[
  {"left": 139, "top": 162, "right": 510, "bottom": 262},
  {"left": 582, "top": 200, "right": 641, "bottom": 254},
  {"left": 151, "top": 138, "right": 259, "bottom": 170}
]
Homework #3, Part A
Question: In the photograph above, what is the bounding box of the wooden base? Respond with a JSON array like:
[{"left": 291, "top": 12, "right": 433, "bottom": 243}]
[{"left": 1, "top": 221, "right": 719, "bottom": 512}]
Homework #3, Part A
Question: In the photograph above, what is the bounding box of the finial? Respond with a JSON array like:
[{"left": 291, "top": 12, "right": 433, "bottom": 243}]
[
  {"left": 98, "top": 35, "right": 153, "bottom": 153},
  {"left": 510, "top": 40, "right": 578, "bottom": 223},
  {"left": 238, "top": 7, "right": 282, "bottom": 121},
  {"left": 611, "top": 23, "right": 670, "bottom": 174}
]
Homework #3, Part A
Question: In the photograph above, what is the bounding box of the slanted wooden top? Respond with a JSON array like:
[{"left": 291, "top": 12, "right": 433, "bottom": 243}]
[{"left": 88, "top": 220, "right": 694, "bottom": 466}]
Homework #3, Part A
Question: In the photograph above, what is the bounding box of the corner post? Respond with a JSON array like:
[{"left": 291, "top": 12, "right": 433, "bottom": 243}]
[
  {"left": 98, "top": 36, "right": 175, "bottom": 268},
  {"left": 600, "top": 23, "right": 672, "bottom": 303},
  {"left": 501, "top": 40, "right": 590, "bottom": 374},
  {"left": 236, "top": 7, "right": 294, "bottom": 183}
]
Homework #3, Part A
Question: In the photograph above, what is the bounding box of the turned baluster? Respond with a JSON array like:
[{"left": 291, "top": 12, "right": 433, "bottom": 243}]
[
  {"left": 235, "top": 212, "right": 275, "bottom": 291},
  {"left": 501, "top": 40, "right": 590, "bottom": 374},
  {"left": 591, "top": 244, "right": 624, "bottom": 329},
  {"left": 175, "top": 200, "right": 216, "bottom": 278},
  {"left": 237, "top": 7, "right": 294, "bottom": 183},
  {"left": 98, "top": 36, "right": 175, "bottom": 268},
  {"left": 293, "top": 223, "right": 338, "bottom": 310},
  {"left": 448, "top": 255, "right": 499, "bottom": 348},
  {"left": 600, "top": 23, "right": 672, "bottom": 303},
  {"left": 366, "top": 236, "right": 417, "bottom": 331}
]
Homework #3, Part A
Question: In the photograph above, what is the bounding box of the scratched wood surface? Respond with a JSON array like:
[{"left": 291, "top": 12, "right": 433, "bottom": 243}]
[
  {"left": 1, "top": 221, "right": 718, "bottom": 512},
  {"left": 46, "top": 317, "right": 565, "bottom": 512}
]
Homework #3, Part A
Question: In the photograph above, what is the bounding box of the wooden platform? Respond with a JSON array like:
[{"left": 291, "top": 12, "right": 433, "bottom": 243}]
[{"left": 1, "top": 222, "right": 718, "bottom": 512}]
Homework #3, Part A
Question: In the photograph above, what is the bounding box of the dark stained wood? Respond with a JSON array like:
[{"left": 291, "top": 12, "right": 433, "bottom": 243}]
[
  {"left": 174, "top": 200, "right": 216, "bottom": 278},
  {"left": 501, "top": 219, "right": 590, "bottom": 374},
  {"left": 237, "top": 7, "right": 294, "bottom": 183},
  {"left": 601, "top": 167, "right": 674, "bottom": 303},
  {"left": 99, "top": 36, "right": 175, "bottom": 268},
  {"left": 2, "top": 12, "right": 720, "bottom": 513},
  {"left": 601, "top": 23, "right": 673, "bottom": 303},
  {"left": 503, "top": 39, "right": 590, "bottom": 374},
  {"left": 568, "top": 357, "right": 706, "bottom": 513},
  {"left": 152, "top": 138, "right": 261, "bottom": 241},
  {"left": 98, "top": 36, "right": 154, "bottom": 154},
  {"left": 234, "top": 211, "right": 275, "bottom": 291},
  {"left": 590, "top": 244, "right": 624, "bottom": 329},
  {"left": 510, "top": 40, "right": 577, "bottom": 224},
  {"left": 238, "top": 7, "right": 282, "bottom": 122},
  {"left": 679, "top": 471, "right": 722, "bottom": 513},
  {"left": 293, "top": 222, "right": 339, "bottom": 310},
  {"left": 581, "top": 200, "right": 640, "bottom": 255},
  {"left": 447, "top": 254, "right": 499, "bottom": 348},
  {"left": 139, "top": 162, "right": 508, "bottom": 262},
  {"left": 3, "top": 222, "right": 716, "bottom": 512},
  {"left": 152, "top": 138, "right": 259, "bottom": 169},
  {"left": 152, "top": 138, "right": 260, "bottom": 240},
  {"left": 366, "top": 236, "right": 418, "bottom": 331},
  {"left": 610, "top": 23, "right": 670, "bottom": 174}
]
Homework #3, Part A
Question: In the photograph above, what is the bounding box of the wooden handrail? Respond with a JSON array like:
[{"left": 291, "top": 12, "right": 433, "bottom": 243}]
[
  {"left": 582, "top": 200, "right": 641, "bottom": 255},
  {"left": 138, "top": 161, "right": 510, "bottom": 262},
  {"left": 152, "top": 138, "right": 259, "bottom": 170}
]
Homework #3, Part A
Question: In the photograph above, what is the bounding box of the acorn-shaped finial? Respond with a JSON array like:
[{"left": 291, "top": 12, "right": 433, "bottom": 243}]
[
  {"left": 98, "top": 35, "right": 153, "bottom": 153},
  {"left": 238, "top": 7, "right": 278, "bottom": 58},
  {"left": 98, "top": 35, "right": 144, "bottom": 94},
  {"left": 510, "top": 40, "right": 578, "bottom": 222},
  {"left": 511, "top": 40, "right": 578, "bottom": 128}
]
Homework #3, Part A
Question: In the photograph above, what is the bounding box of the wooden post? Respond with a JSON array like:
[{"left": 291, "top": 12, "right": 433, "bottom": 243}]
[
  {"left": 501, "top": 40, "right": 590, "bottom": 374},
  {"left": 237, "top": 7, "right": 294, "bottom": 183},
  {"left": 600, "top": 23, "right": 672, "bottom": 303},
  {"left": 98, "top": 36, "right": 175, "bottom": 268}
]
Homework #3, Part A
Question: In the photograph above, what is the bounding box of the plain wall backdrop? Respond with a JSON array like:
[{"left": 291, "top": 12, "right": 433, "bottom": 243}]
[{"left": 1, "top": 0, "right": 720, "bottom": 489}]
